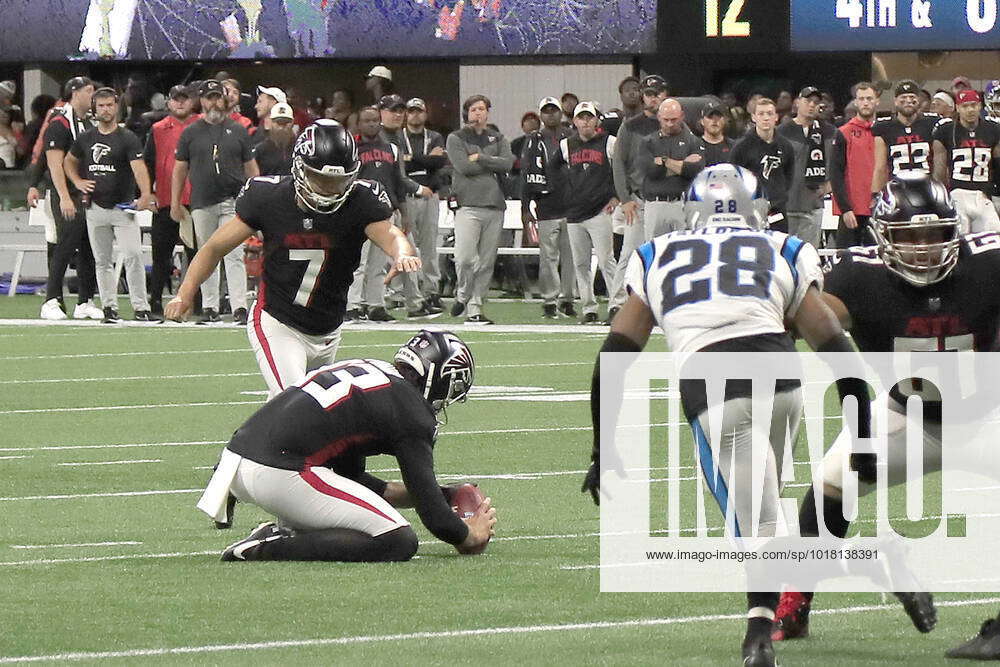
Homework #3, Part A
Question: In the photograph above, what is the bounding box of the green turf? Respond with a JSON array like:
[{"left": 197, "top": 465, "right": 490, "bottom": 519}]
[{"left": 0, "top": 310, "right": 991, "bottom": 665}]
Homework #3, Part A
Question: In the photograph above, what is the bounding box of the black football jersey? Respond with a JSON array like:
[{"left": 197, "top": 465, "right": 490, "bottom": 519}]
[
  {"left": 933, "top": 118, "right": 1000, "bottom": 195},
  {"left": 235, "top": 175, "right": 393, "bottom": 335},
  {"left": 825, "top": 232, "right": 1000, "bottom": 418},
  {"left": 872, "top": 114, "right": 938, "bottom": 175}
]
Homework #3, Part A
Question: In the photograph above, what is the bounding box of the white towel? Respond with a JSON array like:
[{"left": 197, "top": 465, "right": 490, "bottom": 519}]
[{"left": 197, "top": 449, "right": 242, "bottom": 522}]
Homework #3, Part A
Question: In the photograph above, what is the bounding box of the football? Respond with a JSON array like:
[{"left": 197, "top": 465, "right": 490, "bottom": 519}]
[{"left": 451, "top": 483, "right": 490, "bottom": 555}]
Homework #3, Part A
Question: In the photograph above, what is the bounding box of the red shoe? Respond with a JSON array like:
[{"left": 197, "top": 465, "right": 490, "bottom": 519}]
[{"left": 772, "top": 590, "right": 812, "bottom": 641}]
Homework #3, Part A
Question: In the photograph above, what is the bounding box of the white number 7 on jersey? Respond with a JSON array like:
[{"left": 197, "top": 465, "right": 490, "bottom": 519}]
[{"left": 289, "top": 249, "right": 326, "bottom": 307}]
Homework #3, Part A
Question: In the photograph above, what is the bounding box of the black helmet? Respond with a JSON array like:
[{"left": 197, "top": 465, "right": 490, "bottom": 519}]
[
  {"left": 394, "top": 330, "right": 474, "bottom": 414},
  {"left": 870, "top": 170, "right": 961, "bottom": 286},
  {"left": 291, "top": 119, "right": 360, "bottom": 214}
]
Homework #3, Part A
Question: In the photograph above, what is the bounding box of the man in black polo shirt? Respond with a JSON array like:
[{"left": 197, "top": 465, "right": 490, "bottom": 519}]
[
  {"left": 778, "top": 86, "right": 834, "bottom": 248},
  {"left": 39, "top": 76, "right": 100, "bottom": 321},
  {"left": 171, "top": 79, "right": 258, "bottom": 325},
  {"left": 638, "top": 98, "right": 704, "bottom": 237},
  {"left": 730, "top": 97, "right": 796, "bottom": 232},
  {"left": 65, "top": 87, "right": 155, "bottom": 323},
  {"left": 561, "top": 102, "right": 618, "bottom": 324}
]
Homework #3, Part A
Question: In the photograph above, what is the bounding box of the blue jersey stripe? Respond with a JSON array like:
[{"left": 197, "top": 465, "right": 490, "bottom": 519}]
[{"left": 780, "top": 235, "right": 805, "bottom": 288}]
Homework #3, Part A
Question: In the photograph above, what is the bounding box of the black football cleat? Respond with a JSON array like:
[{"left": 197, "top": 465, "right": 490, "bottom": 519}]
[
  {"left": 772, "top": 591, "right": 811, "bottom": 641},
  {"left": 233, "top": 307, "right": 248, "bottom": 326},
  {"left": 946, "top": 617, "right": 1000, "bottom": 660},
  {"left": 221, "top": 522, "right": 287, "bottom": 561},
  {"left": 367, "top": 306, "right": 396, "bottom": 322},
  {"left": 450, "top": 300, "right": 466, "bottom": 317},
  {"left": 213, "top": 493, "right": 238, "bottom": 530},
  {"left": 542, "top": 304, "right": 558, "bottom": 319},
  {"left": 894, "top": 592, "right": 937, "bottom": 633},
  {"left": 558, "top": 301, "right": 577, "bottom": 317},
  {"left": 198, "top": 308, "right": 221, "bottom": 324},
  {"left": 742, "top": 636, "right": 777, "bottom": 667}
]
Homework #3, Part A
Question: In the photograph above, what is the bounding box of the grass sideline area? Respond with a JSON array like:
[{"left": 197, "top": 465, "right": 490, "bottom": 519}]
[{"left": 0, "top": 295, "right": 992, "bottom": 665}]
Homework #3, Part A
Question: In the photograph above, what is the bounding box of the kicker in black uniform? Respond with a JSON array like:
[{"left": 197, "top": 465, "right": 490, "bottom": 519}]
[
  {"left": 197, "top": 329, "right": 496, "bottom": 562},
  {"left": 165, "top": 119, "right": 422, "bottom": 398}
]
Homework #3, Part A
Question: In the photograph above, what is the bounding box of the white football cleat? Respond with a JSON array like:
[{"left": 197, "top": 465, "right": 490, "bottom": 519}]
[
  {"left": 73, "top": 300, "right": 104, "bottom": 320},
  {"left": 40, "top": 298, "right": 67, "bottom": 320}
]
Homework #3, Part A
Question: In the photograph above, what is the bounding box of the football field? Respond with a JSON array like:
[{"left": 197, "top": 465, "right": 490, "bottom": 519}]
[{"left": 0, "top": 297, "right": 995, "bottom": 666}]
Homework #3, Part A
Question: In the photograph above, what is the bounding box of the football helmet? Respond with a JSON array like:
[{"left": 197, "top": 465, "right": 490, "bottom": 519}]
[
  {"left": 291, "top": 119, "right": 360, "bottom": 214},
  {"left": 985, "top": 80, "right": 1000, "bottom": 118},
  {"left": 683, "top": 164, "right": 765, "bottom": 230},
  {"left": 394, "top": 330, "right": 475, "bottom": 414},
  {"left": 870, "top": 170, "right": 961, "bottom": 286}
]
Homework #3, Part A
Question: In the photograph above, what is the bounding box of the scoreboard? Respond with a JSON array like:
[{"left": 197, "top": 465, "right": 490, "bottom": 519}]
[
  {"left": 791, "top": 0, "right": 1000, "bottom": 51},
  {"left": 661, "top": 0, "right": 789, "bottom": 53}
]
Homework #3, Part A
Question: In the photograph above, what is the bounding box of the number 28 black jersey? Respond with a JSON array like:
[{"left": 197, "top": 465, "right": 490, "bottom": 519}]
[
  {"left": 932, "top": 118, "right": 1000, "bottom": 195},
  {"left": 235, "top": 175, "right": 393, "bottom": 335},
  {"left": 871, "top": 114, "right": 938, "bottom": 175}
]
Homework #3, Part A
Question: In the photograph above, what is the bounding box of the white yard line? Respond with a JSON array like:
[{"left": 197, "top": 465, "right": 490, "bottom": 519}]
[
  {"left": 56, "top": 460, "right": 163, "bottom": 467},
  {"left": 0, "top": 455, "right": 31, "bottom": 460},
  {"left": 10, "top": 541, "right": 142, "bottom": 550},
  {"left": 0, "top": 440, "right": 227, "bottom": 453},
  {"left": 0, "top": 401, "right": 265, "bottom": 415},
  {"left": 0, "top": 489, "right": 201, "bottom": 502},
  {"left": 1, "top": 597, "right": 998, "bottom": 664}
]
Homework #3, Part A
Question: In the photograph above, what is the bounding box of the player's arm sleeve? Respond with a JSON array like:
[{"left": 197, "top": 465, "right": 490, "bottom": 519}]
[
  {"left": 233, "top": 179, "right": 263, "bottom": 229},
  {"left": 612, "top": 122, "right": 631, "bottom": 201},
  {"left": 395, "top": 438, "right": 470, "bottom": 545},
  {"left": 783, "top": 236, "right": 824, "bottom": 319},
  {"left": 828, "top": 131, "right": 853, "bottom": 212},
  {"left": 446, "top": 133, "right": 486, "bottom": 176},
  {"left": 623, "top": 244, "right": 654, "bottom": 305}
]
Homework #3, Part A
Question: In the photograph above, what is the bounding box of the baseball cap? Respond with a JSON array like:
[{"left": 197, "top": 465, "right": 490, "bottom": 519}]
[
  {"left": 406, "top": 97, "right": 426, "bottom": 111},
  {"left": 894, "top": 79, "right": 920, "bottom": 97},
  {"left": 200, "top": 79, "right": 224, "bottom": 98},
  {"left": 538, "top": 96, "right": 561, "bottom": 112},
  {"left": 956, "top": 88, "right": 981, "bottom": 104},
  {"left": 573, "top": 101, "right": 599, "bottom": 118},
  {"left": 0, "top": 81, "right": 15, "bottom": 97},
  {"left": 378, "top": 94, "right": 406, "bottom": 110},
  {"left": 168, "top": 84, "right": 192, "bottom": 100},
  {"left": 701, "top": 101, "right": 725, "bottom": 117},
  {"left": 256, "top": 85, "right": 287, "bottom": 104},
  {"left": 952, "top": 76, "right": 972, "bottom": 89},
  {"left": 641, "top": 75, "right": 668, "bottom": 93},
  {"left": 368, "top": 65, "right": 393, "bottom": 81},
  {"left": 270, "top": 102, "right": 294, "bottom": 121},
  {"left": 798, "top": 86, "right": 822, "bottom": 99}
]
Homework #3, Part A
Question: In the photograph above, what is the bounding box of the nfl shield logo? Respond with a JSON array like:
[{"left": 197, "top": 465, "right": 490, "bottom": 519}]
[
  {"left": 928, "top": 297, "right": 941, "bottom": 311},
  {"left": 303, "top": 218, "right": 313, "bottom": 230}
]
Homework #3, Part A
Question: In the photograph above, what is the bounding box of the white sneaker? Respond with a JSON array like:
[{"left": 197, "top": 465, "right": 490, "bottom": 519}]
[
  {"left": 73, "top": 301, "right": 104, "bottom": 320},
  {"left": 40, "top": 298, "right": 67, "bottom": 320}
]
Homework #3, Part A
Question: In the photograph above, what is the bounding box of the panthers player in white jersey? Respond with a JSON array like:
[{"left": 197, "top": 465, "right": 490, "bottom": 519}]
[{"left": 582, "top": 164, "right": 870, "bottom": 667}]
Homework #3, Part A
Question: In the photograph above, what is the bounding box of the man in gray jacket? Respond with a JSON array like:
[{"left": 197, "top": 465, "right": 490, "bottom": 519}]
[{"left": 445, "top": 94, "right": 514, "bottom": 324}]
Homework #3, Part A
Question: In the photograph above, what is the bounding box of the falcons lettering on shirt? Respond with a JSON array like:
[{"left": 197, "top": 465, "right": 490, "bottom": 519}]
[
  {"left": 759, "top": 154, "right": 782, "bottom": 179},
  {"left": 570, "top": 148, "right": 605, "bottom": 166}
]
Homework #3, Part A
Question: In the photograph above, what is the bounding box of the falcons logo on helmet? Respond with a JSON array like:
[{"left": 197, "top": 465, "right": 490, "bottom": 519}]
[{"left": 296, "top": 127, "right": 316, "bottom": 157}]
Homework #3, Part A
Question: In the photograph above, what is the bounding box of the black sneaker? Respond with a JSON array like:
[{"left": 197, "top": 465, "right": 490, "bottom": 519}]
[
  {"left": 450, "top": 300, "right": 466, "bottom": 317},
  {"left": 233, "top": 307, "right": 248, "bottom": 326},
  {"left": 214, "top": 493, "right": 238, "bottom": 530},
  {"left": 580, "top": 312, "right": 599, "bottom": 325},
  {"left": 542, "top": 304, "right": 558, "bottom": 319},
  {"left": 367, "top": 306, "right": 396, "bottom": 322},
  {"left": 197, "top": 308, "right": 221, "bottom": 325},
  {"left": 427, "top": 294, "right": 443, "bottom": 310},
  {"left": 741, "top": 636, "right": 776, "bottom": 667},
  {"left": 947, "top": 617, "right": 1000, "bottom": 659},
  {"left": 149, "top": 299, "right": 163, "bottom": 318},
  {"left": 407, "top": 304, "right": 444, "bottom": 319},
  {"left": 558, "top": 301, "right": 577, "bottom": 317},
  {"left": 465, "top": 314, "right": 494, "bottom": 324},
  {"left": 603, "top": 306, "right": 621, "bottom": 326},
  {"left": 345, "top": 308, "right": 363, "bottom": 322},
  {"left": 102, "top": 307, "right": 121, "bottom": 324},
  {"left": 894, "top": 591, "right": 937, "bottom": 633},
  {"left": 221, "top": 522, "right": 289, "bottom": 561},
  {"left": 134, "top": 310, "right": 156, "bottom": 322}
]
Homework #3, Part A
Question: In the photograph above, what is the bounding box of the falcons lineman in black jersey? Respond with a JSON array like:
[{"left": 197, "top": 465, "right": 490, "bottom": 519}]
[
  {"left": 774, "top": 172, "right": 1000, "bottom": 646},
  {"left": 165, "top": 120, "right": 422, "bottom": 398},
  {"left": 932, "top": 90, "right": 1000, "bottom": 234}
]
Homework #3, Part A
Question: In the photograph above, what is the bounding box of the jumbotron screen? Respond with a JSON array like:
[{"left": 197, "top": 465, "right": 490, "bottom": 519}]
[{"left": 0, "top": 0, "right": 657, "bottom": 61}]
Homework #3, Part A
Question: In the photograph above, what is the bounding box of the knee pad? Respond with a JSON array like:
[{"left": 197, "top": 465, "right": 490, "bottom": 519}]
[{"left": 375, "top": 525, "right": 418, "bottom": 562}]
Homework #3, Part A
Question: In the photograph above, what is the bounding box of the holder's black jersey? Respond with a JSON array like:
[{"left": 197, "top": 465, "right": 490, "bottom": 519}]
[{"left": 236, "top": 175, "right": 392, "bottom": 335}]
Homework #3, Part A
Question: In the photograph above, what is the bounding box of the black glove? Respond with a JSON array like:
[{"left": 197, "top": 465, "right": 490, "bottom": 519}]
[{"left": 581, "top": 459, "right": 600, "bottom": 505}]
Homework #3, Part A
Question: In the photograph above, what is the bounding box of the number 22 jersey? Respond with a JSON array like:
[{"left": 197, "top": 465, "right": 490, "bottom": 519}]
[
  {"left": 625, "top": 225, "right": 823, "bottom": 360},
  {"left": 235, "top": 175, "right": 393, "bottom": 335}
]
